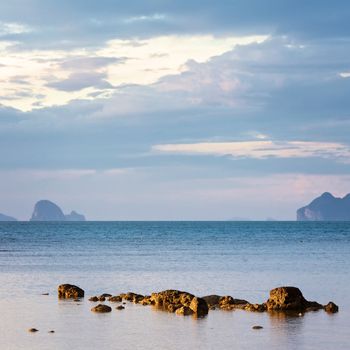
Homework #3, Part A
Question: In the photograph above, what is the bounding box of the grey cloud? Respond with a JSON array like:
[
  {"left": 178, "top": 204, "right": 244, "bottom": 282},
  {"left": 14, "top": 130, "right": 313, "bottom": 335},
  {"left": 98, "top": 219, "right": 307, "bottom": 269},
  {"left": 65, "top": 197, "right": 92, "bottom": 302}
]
[
  {"left": 46, "top": 72, "right": 114, "bottom": 91},
  {"left": 1, "top": 1, "right": 350, "bottom": 50},
  {"left": 59, "top": 56, "right": 127, "bottom": 70}
]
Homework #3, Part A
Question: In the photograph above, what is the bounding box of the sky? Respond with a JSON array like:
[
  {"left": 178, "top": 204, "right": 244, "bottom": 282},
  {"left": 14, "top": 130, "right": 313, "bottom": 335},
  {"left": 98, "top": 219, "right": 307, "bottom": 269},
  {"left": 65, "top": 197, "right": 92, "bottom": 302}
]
[{"left": 1, "top": 0, "right": 350, "bottom": 220}]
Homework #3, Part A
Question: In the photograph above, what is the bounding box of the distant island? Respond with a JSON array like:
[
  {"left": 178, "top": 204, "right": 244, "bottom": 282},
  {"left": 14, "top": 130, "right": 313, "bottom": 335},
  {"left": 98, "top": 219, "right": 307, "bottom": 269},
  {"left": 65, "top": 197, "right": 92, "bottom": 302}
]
[
  {"left": 297, "top": 192, "right": 350, "bottom": 221},
  {"left": 0, "top": 213, "right": 17, "bottom": 221},
  {"left": 30, "top": 200, "right": 86, "bottom": 221}
]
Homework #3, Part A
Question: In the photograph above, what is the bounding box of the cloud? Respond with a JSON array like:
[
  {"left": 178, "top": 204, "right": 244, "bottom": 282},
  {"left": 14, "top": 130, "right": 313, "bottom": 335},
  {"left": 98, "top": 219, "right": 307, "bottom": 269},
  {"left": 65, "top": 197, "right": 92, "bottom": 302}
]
[
  {"left": 0, "top": 21, "right": 32, "bottom": 36},
  {"left": 47, "top": 72, "right": 114, "bottom": 92},
  {"left": 153, "top": 140, "right": 350, "bottom": 163}
]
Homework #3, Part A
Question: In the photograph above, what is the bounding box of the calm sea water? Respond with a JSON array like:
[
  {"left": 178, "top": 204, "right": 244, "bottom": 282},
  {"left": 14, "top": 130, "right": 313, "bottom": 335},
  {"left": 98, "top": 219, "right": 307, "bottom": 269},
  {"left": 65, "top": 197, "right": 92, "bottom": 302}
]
[{"left": 0, "top": 221, "right": 349, "bottom": 350}]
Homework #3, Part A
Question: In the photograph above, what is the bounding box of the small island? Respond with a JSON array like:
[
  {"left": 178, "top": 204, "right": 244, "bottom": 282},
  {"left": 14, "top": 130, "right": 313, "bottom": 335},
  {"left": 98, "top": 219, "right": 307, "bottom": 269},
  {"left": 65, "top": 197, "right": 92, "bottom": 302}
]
[{"left": 297, "top": 192, "right": 350, "bottom": 221}]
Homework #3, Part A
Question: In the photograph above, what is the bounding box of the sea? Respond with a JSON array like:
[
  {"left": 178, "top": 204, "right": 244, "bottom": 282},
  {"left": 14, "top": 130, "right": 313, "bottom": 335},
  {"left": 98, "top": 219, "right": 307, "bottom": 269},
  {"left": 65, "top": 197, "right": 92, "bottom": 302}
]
[{"left": 0, "top": 221, "right": 349, "bottom": 350}]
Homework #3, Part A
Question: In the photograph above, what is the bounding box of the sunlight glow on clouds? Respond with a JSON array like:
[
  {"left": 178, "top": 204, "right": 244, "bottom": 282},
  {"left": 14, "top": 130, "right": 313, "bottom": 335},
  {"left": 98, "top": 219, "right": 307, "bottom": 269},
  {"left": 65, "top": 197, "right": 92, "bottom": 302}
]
[
  {"left": 153, "top": 141, "right": 350, "bottom": 162},
  {"left": 0, "top": 34, "right": 267, "bottom": 111}
]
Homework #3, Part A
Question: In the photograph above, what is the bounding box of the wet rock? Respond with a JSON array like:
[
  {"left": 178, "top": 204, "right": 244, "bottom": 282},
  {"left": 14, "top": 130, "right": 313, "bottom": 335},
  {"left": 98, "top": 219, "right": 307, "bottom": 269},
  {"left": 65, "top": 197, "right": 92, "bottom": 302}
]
[
  {"left": 48, "top": 330, "right": 55, "bottom": 333},
  {"left": 89, "top": 296, "right": 99, "bottom": 302},
  {"left": 202, "top": 295, "right": 221, "bottom": 308},
  {"left": 151, "top": 290, "right": 195, "bottom": 309},
  {"left": 189, "top": 297, "right": 209, "bottom": 317},
  {"left": 266, "top": 287, "right": 319, "bottom": 312},
  {"left": 244, "top": 303, "right": 267, "bottom": 312},
  {"left": 252, "top": 325, "right": 263, "bottom": 330},
  {"left": 324, "top": 302, "right": 339, "bottom": 313},
  {"left": 74, "top": 299, "right": 81, "bottom": 302},
  {"left": 100, "top": 293, "right": 112, "bottom": 298},
  {"left": 108, "top": 295, "right": 122, "bottom": 302},
  {"left": 116, "top": 305, "right": 125, "bottom": 310},
  {"left": 91, "top": 304, "right": 112, "bottom": 313},
  {"left": 98, "top": 296, "right": 106, "bottom": 302},
  {"left": 175, "top": 306, "right": 194, "bottom": 316},
  {"left": 167, "top": 304, "right": 182, "bottom": 313},
  {"left": 139, "top": 296, "right": 152, "bottom": 305},
  {"left": 219, "top": 296, "right": 249, "bottom": 309},
  {"left": 133, "top": 294, "right": 144, "bottom": 303},
  {"left": 41, "top": 293, "right": 49, "bottom": 296},
  {"left": 58, "top": 284, "right": 84, "bottom": 299},
  {"left": 28, "top": 328, "right": 38, "bottom": 332}
]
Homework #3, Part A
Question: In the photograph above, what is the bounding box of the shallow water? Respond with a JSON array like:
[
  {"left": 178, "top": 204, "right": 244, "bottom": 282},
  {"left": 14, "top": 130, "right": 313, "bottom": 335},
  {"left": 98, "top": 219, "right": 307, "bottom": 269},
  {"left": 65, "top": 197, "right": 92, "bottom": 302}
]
[{"left": 0, "top": 221, "right": 349, "bottom": 349}]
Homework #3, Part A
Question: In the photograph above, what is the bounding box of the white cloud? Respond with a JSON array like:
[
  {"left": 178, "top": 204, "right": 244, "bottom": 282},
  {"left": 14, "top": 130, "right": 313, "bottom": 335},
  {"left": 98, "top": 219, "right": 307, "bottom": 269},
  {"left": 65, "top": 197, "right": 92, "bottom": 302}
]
[
  {"left": 153, "top": 140, "right": 350, "bottom": 162},
  {"left": 0, "top": 34, "right": 267, "bottom": 111},
  {"left": 0, "top": 21, "right": 32, "bottom": 36},
  {"left": 124, "top": 14, "right": 167, "bottom": 23}
]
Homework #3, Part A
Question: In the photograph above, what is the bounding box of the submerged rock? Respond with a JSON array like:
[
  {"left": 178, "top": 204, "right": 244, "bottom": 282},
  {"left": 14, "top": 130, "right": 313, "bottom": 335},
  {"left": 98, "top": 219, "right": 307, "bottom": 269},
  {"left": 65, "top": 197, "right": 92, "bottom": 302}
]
[
  {"left": 116, "top": 305, "right": 125, "bottom": 310},
  {"left": 58, "top": 284, "right": 84, "bottom": 299},
  {"left": 28, "top": 328, "right": 38, "bottom": 333},
  {"left": 252, "top": 325, "right": 263, "bottom": 330},
  {"left": 91, "top": 304, "right": 112, "bottom": 313}
]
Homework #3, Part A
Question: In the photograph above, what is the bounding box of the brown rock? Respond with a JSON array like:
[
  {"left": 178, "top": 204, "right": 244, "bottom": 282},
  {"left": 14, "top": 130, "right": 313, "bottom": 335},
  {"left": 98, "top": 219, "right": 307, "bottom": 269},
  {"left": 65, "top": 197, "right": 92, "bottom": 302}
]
[
  {"left": 324, "top": 302, "right": 339, "bottom": 313},
  {"left": 189, "top": 297, "right": 209, "bottom": 317},
  {"left": 89, "top": 296, "right": 99, "bottom": 302},
  {"left": 100, "top": 293, "right": 112, "bottom": 298},
  {"left": 266, "top": 287, "right": 309, "bottom": 312},
  {"left": 91, "top": 304, "right": 112, "bottom": 313},
  {"left": 98, "top": 296, "right": 106, "bottom": 302},
  {"left": 28, "top": 328, "right": 38, "bottom": 332},
  {"left": 151, "top": 290, "right": 195, "bottom": 308},
  {"left": 175, "top": 306, "right": 194, "bottom": 316},
  {"left": 116, "top": 305, "right": 125, "bottom": 310},
  {"left": 58, "top": 284, "right": 84, "bottom": 299},
  {"left": 108, "top": 295, "right": 122, "bottom": 302},
  {"left": 244, "top": 303, "right": 267, "bottom": 312},
  {"left": 202, "top": 295, "right": 221, "bottom": 307},
  {"left": 252, "top": 325, "right": 263, "bottom": 330}
]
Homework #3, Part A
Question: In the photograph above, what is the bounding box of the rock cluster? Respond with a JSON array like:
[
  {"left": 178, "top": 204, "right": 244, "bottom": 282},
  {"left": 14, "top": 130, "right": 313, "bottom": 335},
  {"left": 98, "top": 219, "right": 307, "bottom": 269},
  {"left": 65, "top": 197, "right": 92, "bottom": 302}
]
[{"left": 59, "top": 284, "right": 338, "bottom": 317}]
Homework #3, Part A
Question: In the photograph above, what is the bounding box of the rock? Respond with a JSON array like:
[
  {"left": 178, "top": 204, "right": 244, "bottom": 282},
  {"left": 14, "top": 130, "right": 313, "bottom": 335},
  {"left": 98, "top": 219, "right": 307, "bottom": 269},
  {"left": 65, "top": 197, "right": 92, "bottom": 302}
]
[
  {"left": 31, "top": 200, "right": 66, "bottom": 221},
  {"left": 139, "top": 296, "right": 152, "bottom": 305},
  {"left": 41, "top": 293, "right": 49, "bottom": 296},
  {"left": 89, "top": 296, "right": 99, "bottom": 302},
  {"left": 116, "top": 305, "right": 125, "bottom": 310},
  {"left": 202, "top": 295, "right": 221, "bottom": 308},
  {"left": 73, "top": 299, "right": 81, "bottom": 302},
  {"left": 58, "top": 284, "right": 84, "bottom": 299},
  {"left": 65, "top": 211, "right": 86, "bottom": 221},
  {"left": 91, "top": 304, "right": 112, "bottom": 313},
  {"left": 0, "top": 213, "right": 17, "bottom": 221},
  {"left": 175, "top": 306, "right": 194, "bottom": 316},
  {"left": 297, "top": 192, "right": 350, "bottom": 221},
  {"left": 266, "top": 286, "right": 323, "bottom": 312},
  {"left": 98, "top": 296, "right": 106, "bottom": 302},
  {"left": 48, "top": 330, "right": 55, "bottom": 333},
  {"left": 109, "top": 296, "right": 122, "bottom": 302},
  {"left": 252, "top": 325, "right": 263, "bottom": 330},
  {"left": 189, "top": 297, "right": 209, "bottom": 317},
  {"left": 244, "top": 303, "right": 267, "bottom": 312},
  {"left": 100, "top": 293, "right": 112, "bottom": 298},
  {"left": 324, "top": 302, "right": 339, "bottom": 313},
  {"left": 151, "top": 290, "right": 195, "bottom": 309},
  {"left": 30, "top": 199, "right": 86, "bottom": 221},
  {"left": 28, "top": 328, "right": 38, "bottom": 332},
  {"left": 219, "top": 295, "right": 249, "bottom": 309}
]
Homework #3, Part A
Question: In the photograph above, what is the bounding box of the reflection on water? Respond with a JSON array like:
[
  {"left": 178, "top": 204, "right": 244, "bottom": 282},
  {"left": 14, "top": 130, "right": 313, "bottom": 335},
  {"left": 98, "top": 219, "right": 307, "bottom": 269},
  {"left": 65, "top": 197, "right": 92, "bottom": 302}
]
[{"left": 0, "top": 221, "right": 349, "bottom": 349}]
